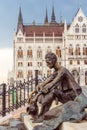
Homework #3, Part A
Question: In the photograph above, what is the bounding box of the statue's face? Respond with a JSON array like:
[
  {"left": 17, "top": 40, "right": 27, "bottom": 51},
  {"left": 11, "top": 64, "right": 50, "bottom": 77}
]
[{"left": 45, "top": 57, "right": 55, "bottom": 69}]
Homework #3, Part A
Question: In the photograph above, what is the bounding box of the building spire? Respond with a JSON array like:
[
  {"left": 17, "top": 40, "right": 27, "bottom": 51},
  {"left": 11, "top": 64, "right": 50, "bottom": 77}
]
[
  {"left": 18, "top": 7, "right": 23, "bottom": 24},
  {"left": 17, "top": 7, "right": 23, "bottom": 33},
  {"left": 50, "top": 5, "right": 57, "bottom": 25},
  {"left": 64, "top": 19, "right": 67, "bottom": 33},
  {"left": 60, "top": 12, "right": 62, "bottom": 24},
  {"left": 44, "top": 8, "right": 49, "bottom": 25}
]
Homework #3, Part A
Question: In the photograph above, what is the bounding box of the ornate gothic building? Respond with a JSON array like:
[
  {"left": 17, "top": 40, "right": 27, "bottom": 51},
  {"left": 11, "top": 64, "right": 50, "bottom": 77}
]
[{"left": 8, "top": 7, "right": 87, "bottom": 87}]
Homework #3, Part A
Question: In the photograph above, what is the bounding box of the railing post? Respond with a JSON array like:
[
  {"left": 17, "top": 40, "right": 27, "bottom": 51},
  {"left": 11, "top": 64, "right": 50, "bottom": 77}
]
[
  {"left": 2, "top": 83, "right": 6, "bottom": 117},
  {"left": 35, "top": 70, "right": 38, "bottom": 89}
]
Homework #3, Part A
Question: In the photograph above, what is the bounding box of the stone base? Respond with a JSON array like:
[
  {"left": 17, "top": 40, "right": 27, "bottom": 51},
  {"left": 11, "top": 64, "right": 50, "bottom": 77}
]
[
  {"left": 23, "top": 116, "right": 87, "bottom": 130},
  {"left": 23, "top": 115, "right": 42, "bottom": 130},
  {"left": 59, "top": 121, "right": 87, "bottom": 130},
  {"left": 23, "top": 101, "right": 87, "bottom": 130}
]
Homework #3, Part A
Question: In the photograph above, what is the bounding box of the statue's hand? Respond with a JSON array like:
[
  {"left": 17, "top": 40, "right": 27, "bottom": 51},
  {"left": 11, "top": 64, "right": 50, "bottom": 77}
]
[
  {"left": 44, "top": 83, "right": 52, "bottom": 90},
  {"left": 41, "top": 83, "right": 53, "bottom": 94},
  {"left": 41, "top": 88, "right": 49, "bottom": 94},
  {"left": 36, "top": 84, "right": 43, "bottom": 91}
]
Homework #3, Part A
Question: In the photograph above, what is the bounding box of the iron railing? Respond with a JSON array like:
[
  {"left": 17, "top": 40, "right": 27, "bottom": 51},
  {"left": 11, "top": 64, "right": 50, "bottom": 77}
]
[{"left": 0, "top": 70, "right": 47, "bottom": 117}]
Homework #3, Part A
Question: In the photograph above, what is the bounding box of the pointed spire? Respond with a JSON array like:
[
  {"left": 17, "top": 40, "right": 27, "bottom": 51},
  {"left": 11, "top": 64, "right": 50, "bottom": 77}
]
[
  {"left": 64, "top": 20, "right": 67, "bottom": 33},
  {"left": 50, "top": 5, "right": 57, "bottom": 25},
  {"left": 60, "top": 13, "right": 62, "bottom": 24},
  {"left": 17, "top": 7, "right": 23, "bottom": 33},
  {"left": 18, "top": 7, "right": 23, "bottom": 24},
  {"left": 44, "top": 8, "right": 49, "bottom": 25}
]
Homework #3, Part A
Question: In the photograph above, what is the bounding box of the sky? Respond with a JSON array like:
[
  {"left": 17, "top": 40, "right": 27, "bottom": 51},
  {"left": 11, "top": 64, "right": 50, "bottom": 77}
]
[
  {"left": 0, "top": 0, "right": 87, "bottom": 48},
  {"left": 0, "top": 48, "right": 13, "bottom": 83},
  {"left": 0, "top": 0, "right": 87, "bottom": 83}
]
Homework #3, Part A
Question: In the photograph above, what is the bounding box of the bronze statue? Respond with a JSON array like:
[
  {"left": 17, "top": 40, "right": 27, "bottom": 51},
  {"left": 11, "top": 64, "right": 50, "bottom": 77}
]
[{"left": 27, "top": 52, "right": 82, "bottom": 123}]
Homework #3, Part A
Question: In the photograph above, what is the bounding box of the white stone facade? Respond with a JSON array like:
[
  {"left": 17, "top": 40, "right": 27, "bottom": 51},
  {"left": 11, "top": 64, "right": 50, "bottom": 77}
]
[{"left": 9, "top": 7, "right": 87, "bottom": 87}]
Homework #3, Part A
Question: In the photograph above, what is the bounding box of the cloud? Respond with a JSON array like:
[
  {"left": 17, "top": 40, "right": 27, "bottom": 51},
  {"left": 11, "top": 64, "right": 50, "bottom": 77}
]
[{"left": 0, "top": 48, "right": 13, "bottom": 83}]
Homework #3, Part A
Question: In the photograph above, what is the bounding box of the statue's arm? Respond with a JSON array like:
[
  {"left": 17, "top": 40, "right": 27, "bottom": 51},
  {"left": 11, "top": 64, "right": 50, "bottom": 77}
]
[
  {"left": 38, "top": 76, "right": 53, "bottom": 88},
  {"left": 51, "top": 68, "right": 65, "bottom": 86},
  {"left": 42, "top": 68, "right": 65, "bottom": 91}
]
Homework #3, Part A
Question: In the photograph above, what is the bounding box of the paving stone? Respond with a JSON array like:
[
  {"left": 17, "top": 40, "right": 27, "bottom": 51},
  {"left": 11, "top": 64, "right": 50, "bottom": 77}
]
[{"left": 9, "top": 118, "right": 23, "bottom": 127}]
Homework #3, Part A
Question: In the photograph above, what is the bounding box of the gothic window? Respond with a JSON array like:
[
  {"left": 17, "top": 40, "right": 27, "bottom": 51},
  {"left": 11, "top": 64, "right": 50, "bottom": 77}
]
[
  {"left": 47, "top": 70, "right": 51, "bottom": 77},
  {"left": 17, "top": 70, "right": 23, "bottom": 78},
  {"left": 56, "top": 46, "right": 61, "bottom": 58},
  {"left": 37, "top": 47, "right": 42, "bottom": 59},
  {"left": 78, "top": 16, "right": 83, "bottom": 22},
  {"left": 47, "top": 46, "right": 52, "bottom": 53},
  {"left": 75, "top": 24, "right": 79, "bottom": 33},
  {"left": 28, "top": 62, "right": 32, "bottom": 67},
  {"left": 38, "top": 70, "right": 42, "bottom": 76},
  {"left": 85, "top": 71, "right": 87, "bottom": 85},
  {"left": 37, "top": 62, "right": 42, "bottom": 67},
  {"left": 75, "top": 44, "right": 80, "bottom": 55},
  {"left": 77, "top": 60, "right": 80, "bottom": 65},
  {"left": 68, "top": 44, "right": 73, "bottom": 55},
  {"left": 70, "top": 60, "right": 73, "bottom": 65},
  {"left": 82, "top": 24, "right": 86, "bottom": 33},
  {"left": 18, "top": 62, "right": 23, "bottom": 67},
  {"left": 17, "top": 47, "right": 23, "bottom": 58},
  {"left": 27, "top": 70, "right": 32, "bottom": 77},
  {"left": 84, "top": 60, "right": 87, "bottom": 64},
  {"left": 27, "top": 47, "right": 33, "bottom": 58},
  {"left": 83, "top": 44, "right": 87, "bottom": 55},
  {"left": 17, "top": 37, "right": 23, "bottom": 42}
]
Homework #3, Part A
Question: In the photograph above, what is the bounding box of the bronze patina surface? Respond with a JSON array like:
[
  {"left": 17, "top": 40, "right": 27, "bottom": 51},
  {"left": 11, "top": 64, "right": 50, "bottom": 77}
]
[{"left": 27, "top": 52, "right": 83, "bottom": 126}]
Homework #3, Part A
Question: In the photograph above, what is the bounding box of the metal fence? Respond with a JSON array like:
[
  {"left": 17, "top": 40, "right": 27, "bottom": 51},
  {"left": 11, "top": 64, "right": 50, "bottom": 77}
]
[{"left": 0, "top": 70, "right": 47, "bottom": 117}]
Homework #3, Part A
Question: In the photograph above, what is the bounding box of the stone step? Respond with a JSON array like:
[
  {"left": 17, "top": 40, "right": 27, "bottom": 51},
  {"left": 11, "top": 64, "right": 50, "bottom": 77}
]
[
  {"left": 0, "top": 105, "right": 27, "bottom": 126},
  {"left": 60, "top": 121, "right": 87, "bottom": 130},
  {"left": 23, "top": 114, "right": 87, "bottom": 130},
  {"left": 23, "top": 114, "right": 42, "bottom": 130},
  {"left": 0, "top": 118, "right": 27, "bottom": 130},
  {"left": 22, "top": 102, "right": 87, "bottom": 130}
]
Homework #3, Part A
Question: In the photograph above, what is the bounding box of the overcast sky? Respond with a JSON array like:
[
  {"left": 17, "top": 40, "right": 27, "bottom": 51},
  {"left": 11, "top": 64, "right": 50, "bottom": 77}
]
[
  {"left": 0, "top": 48, "right": 13, "bottom": 83},
  {"left": 0, "top": 0, "right": 87, "bottom": 83},
  {"left": 0, "top": 0, "right": 87, "bottom": 48}
]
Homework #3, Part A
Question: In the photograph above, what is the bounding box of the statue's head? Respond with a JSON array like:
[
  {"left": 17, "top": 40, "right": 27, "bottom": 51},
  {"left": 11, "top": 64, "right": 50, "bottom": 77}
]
[{"left": 45, "top": 52, "right": 57, "bottom": 69}]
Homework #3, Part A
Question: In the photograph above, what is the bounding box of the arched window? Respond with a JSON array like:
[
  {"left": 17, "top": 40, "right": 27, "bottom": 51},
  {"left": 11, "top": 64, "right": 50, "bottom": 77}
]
[
  {"left": 17, "top": 47, "right": 23, "bottom": 58},
  {"left": 47, "top": 46, "right": 52, "bottom": 53},
  {"left": 37, "top": 62, "right": 42, "bottom": 67},
  {"left": 28, "top": 62, "right": 32, "bottom": 67},
  {"left": 37, "top": 47, "right": 42, "bottom": 59},
  {"left": 75, "top": 24, "right": 79, "bottom": 33},
  {"left": 82, "top": 24, "right": 86, "bottom": 33},
  {"left": 68, "top": 44, "right": 73, "bottom": 55},
  {"left": 17, "top": 70, "right": 23, "bottom": 78},
  {"left": 27, "top": 47, "right": 33, "bottom": 58},
  {"left": 56, "top": 46, "right": 61, "bottom": 58},
  {"left": 70, "top": 59, "right": 73, "bottom": 65},
  {"left": 85, "top": 71, "right": 87, "bottom": 85},
  {"left": 18, "top": 62, "right": 23, "bottom": 67},
  {"left": 83, "top": 44, "right": 87, "bottom": 55},
  {"left": 38, "top": 70, "right": 42, "bottom": 76},
  {"left": 27, "top": 70, "right": 32, "bottom": 77},
  {"left": 75, "top": 44, "right": 80, "bottom": 55},
  {"left": 84, "top": 60, "right": 87, "bottom": 64}
]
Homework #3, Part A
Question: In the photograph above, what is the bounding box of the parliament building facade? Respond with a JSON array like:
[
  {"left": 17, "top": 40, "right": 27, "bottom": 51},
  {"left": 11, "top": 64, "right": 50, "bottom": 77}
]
[{"left": 8, "top": 7, "right": 87, "bottom": 87}]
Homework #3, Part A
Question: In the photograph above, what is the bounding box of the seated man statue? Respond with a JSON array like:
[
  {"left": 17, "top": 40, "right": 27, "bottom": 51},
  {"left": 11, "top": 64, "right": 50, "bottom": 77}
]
[{"left": 27, "top": 52, "right": 82, "bottom": 123}]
